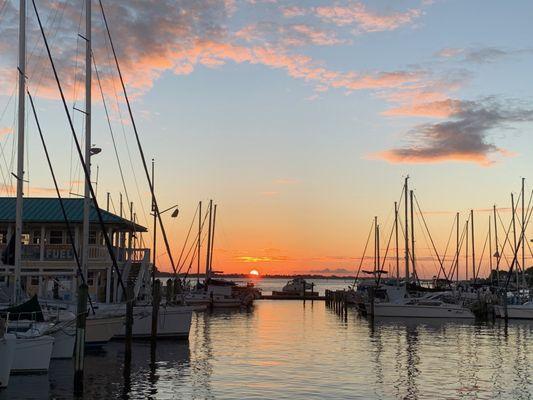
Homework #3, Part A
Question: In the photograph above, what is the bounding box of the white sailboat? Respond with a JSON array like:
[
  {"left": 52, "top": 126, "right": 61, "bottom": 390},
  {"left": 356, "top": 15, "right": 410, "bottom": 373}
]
[{"left": 0, "top": 321, "right": 16, "bottom": 387}]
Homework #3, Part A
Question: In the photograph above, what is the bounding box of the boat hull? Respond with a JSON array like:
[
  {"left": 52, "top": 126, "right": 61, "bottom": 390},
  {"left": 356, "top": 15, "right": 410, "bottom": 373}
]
[
  {"left": 114, "top": 305, "right": 193, "bottom": 339},
  {"left": 372, "top": 303, "right": 475, "bottom": 319},
  {"left": 86, "top": 316, "right": 124, "bottom": 347},
  {"left": 50, "top": 326, "right": 76, "bottom": 359},
  {"left": 11, "top": 335, "right": 54, "bottom": 374},
  {"left": 0, "top": 334, "right": 16, "bottom": 387},
  {"left": 494, "top": 305, "right": 533, "bottom": 319}
]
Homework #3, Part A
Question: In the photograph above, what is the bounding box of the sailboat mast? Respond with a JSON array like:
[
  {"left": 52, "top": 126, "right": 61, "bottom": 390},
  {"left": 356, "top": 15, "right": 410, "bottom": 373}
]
[
  {"left": 197, "top": 201, "right": 202, "bottom": 283},
  {"left": 376, "top": 222, "right": 380, "bottom": 274},
  {"left": 489, "top": 215, "right": 493, "bottom": 283},
  {"left": 471, "top": 209, "right": 475, "bottom": 282},
  {"left": 410, "top": 190, "right": 415, "bottom": 281},
  {"left": 373, "top": 216, "right": 377, "bottom": 273},
  {"left": 82, "top": 0, "right": 92, "bottom": 281},
  {"left": 456, "top": 212, "right": 459, "bottom": 284},
  {"left": 511, "top": 193, "right": 518, "bottom": 291},
  {"left": 151, "top": 159, "right": 157, "bottom": 286},
  {"left": 13, "top": 0, "right": 26, "bottom": 304},
  {"left": 404, "top": 177, "right": 409, "bottom": 284},
  {"left": 209, "top": 204, "right": 217, "bottom": 279},
  {"left": 493, "top": 205, "right": 499, "bottom": 285},
  {"left": 394, "top": 202, "right": 399, "bottom": 286},
  {"left": 522, "top": 178, "right": 526, "bottom": 289},
  {"left": 205, "top": 200, "right": 213, "bottom": 278},
  {"left": 465, "top": 221, "right": 468, "bottom": 281}
]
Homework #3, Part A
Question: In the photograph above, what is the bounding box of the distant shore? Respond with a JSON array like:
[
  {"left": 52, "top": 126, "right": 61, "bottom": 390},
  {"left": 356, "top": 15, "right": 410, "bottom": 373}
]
[{"left": 155, "top": 272, "right": 358, "bottom": 280}]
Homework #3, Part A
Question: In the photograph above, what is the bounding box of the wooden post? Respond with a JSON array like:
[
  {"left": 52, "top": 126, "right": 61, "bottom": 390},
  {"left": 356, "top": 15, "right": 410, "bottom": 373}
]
[
  {"left": 151, "top": 279, "right": 161, "bottom": 345},
  {"left": 74, "top": 283, "right": 88, "bottom": 395}
]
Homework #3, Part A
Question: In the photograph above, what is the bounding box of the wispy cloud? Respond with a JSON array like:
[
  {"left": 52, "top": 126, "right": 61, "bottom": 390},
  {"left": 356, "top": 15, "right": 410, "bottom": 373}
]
[
  {"left": 437, "top": 46, "right": 533, "bottom": 64},
  {"left": 375, "top": 99, "right": 533, "bottom": 166}
]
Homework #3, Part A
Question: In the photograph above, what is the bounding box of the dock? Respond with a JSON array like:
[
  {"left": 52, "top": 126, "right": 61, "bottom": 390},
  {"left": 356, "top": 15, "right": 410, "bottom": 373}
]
[{"left": 259, "top": 295, "right": 325, "bottom": 300}]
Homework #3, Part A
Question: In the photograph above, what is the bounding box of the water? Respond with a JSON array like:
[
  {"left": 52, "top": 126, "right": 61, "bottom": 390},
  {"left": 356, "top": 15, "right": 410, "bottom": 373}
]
[{"left": 2, "top": 280, "right": 533, "bottom": 399}]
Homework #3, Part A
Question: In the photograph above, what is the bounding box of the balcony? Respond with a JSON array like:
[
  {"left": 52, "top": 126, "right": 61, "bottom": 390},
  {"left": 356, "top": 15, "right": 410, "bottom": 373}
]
[{"left": 0, "top": 244, "right": 150, "bottom": 263}]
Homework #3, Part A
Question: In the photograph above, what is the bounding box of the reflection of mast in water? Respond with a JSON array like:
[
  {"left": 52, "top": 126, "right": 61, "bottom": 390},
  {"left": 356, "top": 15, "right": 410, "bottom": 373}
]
[
  {"left": 510, "top": 322, "right": 531, "bottom": 398},
  {"left": 189, "top": 311, "right": 214, "bottom": 398},
  {"left": 404, "top": 325, "right": 420, "bottom": 399},
  {"left": 369, "top": 323, "right": 385, "bottom": 393}
]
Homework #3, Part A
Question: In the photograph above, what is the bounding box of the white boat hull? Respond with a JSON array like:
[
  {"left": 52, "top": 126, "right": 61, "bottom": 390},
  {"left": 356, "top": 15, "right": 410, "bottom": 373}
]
[
  {"left": 494, "top": 305, "right": 533, "bottom": 319},
  {"left": 50, "top": 326, "right": 76, "bottom": 359},
  {"left": 11, "top": 335, "right": 54, "bottom": 374},
  {"left": 0, "top": 334, "right": 16, "bottom": 387},
  {"left": 86, "top": 316, "right": 124, "bottom": 347},
  {"left": 372, "top": 303, "right": 475, "bottom": 319},
  {"left": 114, "top": 305, "right": 193, "bottom": 339}
]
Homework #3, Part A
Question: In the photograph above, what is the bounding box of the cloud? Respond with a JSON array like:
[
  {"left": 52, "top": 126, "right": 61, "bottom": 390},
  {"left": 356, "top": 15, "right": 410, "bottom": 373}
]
[
  {"left": 437, "top": 46, "right": 533, "bottom": 64},
  {"left": 314, "top": 2, "right": 422, "bottom": 33},
  {"left": 280, "top": 6, "right": 306, "bottom": 18},
  {"left": 375, "top": 99, "right": 533, "bottom": 166},
  {"left": 308, "top": 267, "right": 354, "bottom": 274},
  {"left": 235, "top": 255, "right": 290, "bottom": 263}
]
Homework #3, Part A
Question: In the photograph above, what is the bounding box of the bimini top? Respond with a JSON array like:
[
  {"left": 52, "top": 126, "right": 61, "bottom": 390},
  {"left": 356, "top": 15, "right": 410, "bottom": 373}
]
[{"left": 0, "top": 197, "right": 147, "bottom": 232}]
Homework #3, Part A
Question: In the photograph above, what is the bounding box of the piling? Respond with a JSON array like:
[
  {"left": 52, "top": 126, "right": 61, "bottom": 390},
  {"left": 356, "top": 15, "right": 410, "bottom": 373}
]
[
  {"left": 74, "top": 283, "right": 88, "bottom": 395},
  {"left": 151, "top": 279, "right": 161, "bottom": 345}
]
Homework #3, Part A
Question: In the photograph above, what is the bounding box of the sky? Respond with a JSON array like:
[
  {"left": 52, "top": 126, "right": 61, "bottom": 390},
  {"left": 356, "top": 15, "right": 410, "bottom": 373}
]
[{"left": 0, "top": 0, "right": 533, "bottom": 278}]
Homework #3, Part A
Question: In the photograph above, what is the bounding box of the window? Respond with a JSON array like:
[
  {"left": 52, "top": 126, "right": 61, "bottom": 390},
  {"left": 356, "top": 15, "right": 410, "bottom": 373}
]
[
  {"left": 0, "top": 230, "right": 7, "bottom": 244},
  {"left": 30, "top": 276, "right": 39, "bottom": 286},
  {"left": 32, "top": 230, "right": 41, "bottom": 245},
  {"left": 49, "top": 230, "right": 63, "bottom": 245},
  {"left": 88, "top": 231, "right": 97, "bottom": 245},
  {"left": 21, "top": 233, "right": 30, "bottom": 245},
  {"left": 87, "top": 271, "right": 95, "bottom": 286}
]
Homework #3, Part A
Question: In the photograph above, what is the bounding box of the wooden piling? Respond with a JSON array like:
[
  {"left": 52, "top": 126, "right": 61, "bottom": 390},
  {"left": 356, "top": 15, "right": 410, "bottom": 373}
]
[
  {"left": 74, "top": 283, "right": 88, "bottom": 395},
  {"left": 151, "top": 279, "right": 161, "bottom": 345}
]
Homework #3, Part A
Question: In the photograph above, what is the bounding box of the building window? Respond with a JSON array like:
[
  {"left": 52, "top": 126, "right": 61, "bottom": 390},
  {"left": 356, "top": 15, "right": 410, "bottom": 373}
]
[
  {"left": 0, "top": 230, "right": 7, "bottom": 244},
  {"left": 49, "top": 230, "right": 64, "bottom": 245},
  {"left": 88, "top": 231, "right": 97, "bottom": 245},
  {"left": 87, "top": 271, "right": 95, "bottom": 286},
  {"left": 21, "top": 233, "right": 30, "bottom": 245},
  {"left": 30, "top": 276, "right": 39, "bottom": 286},
  {"left": 32, "top": 230, "right": 41, "bottom": 245}
]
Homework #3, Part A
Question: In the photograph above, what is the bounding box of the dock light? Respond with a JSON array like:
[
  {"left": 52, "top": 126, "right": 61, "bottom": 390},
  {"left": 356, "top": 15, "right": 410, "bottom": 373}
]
[{"left": 170, "top": 208, "right": 180, "bottom": 218}]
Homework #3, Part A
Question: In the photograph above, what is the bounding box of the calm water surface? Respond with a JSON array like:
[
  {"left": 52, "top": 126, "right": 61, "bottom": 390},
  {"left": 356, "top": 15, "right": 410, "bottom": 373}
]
[{"left": 2, "top": 289, "right": 533, "bottom": 398}]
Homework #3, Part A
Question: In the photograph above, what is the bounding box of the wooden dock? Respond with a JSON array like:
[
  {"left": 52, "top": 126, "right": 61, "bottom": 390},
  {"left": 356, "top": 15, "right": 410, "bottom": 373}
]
[{"left": 259, "top": 295, "right": 325, "bottom": 300}]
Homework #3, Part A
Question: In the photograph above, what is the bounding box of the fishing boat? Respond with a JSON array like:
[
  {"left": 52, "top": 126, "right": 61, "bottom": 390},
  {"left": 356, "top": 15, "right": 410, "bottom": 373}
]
[{"left": 271, "top": 278, "right": 318, "bottom": 298}]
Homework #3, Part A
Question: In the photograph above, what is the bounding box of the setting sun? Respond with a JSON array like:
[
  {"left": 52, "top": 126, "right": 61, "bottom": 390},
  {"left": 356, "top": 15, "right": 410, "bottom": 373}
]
[{"left": 249, "top": 269, "right": 260, "bottom": 276}]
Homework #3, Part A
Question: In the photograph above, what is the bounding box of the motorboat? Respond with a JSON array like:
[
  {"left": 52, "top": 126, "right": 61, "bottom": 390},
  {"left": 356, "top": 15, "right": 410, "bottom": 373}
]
[
  {"left": 494, "top": 301, "right": 533, "bottom": 319},
  {"left": 370, "top": 293, "right": 475, "bottom": 319},
  {"left": 271, "top": 278, "right": 318, "bottom": 298}
]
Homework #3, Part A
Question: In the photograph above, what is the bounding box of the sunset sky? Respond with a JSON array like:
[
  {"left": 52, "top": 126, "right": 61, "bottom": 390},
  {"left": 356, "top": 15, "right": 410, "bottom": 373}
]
[{"left": 1, "top": 0, "right": 533, "bottom": 277}]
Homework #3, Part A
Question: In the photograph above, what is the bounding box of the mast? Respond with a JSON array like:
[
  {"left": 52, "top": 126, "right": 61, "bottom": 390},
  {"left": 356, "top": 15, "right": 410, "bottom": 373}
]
[
  {"left": 209, "top": 204, "right": 217, "bottom": 279},
  {"left": 376, "top": 223, "right": 380, "bottom": 275},
  {"left": 81, "top": 0, "right": 92, "bottom": 281},
  {"left": 373, "top": 216, "right": 377, "bottom": 273},
  {"left": 471, "top": 209, "right": 475, "bottom": 282},
  {"left": 410, "top": 190, "right": 416, "bottom": 282},
  {"left": 493, "top": 205, "right": 499, "bottom": 286},
  {"left": 512, "top": 193, "right": 518, "bottom": 291},
  {"left": 489, "top": 215, "right": 493, "bottom": 284},
  {"left": 394, "top": 202, "right": 399, "bottom": 286},
  {"left": 205, "top": 200, "right": 213, "bottom": 278},
  {"left": 13, "top": 0, "right": 26, "bottom": 304},
  {"left": 151, "top": 159, "right": 157, "bottom": 287},
  {"left": 521, "top": 178, "right": 526, "bottom": 289},
  {"left": 404, "top": 177, "right": 409, "bottom": 284},
  {"left": 456, "top": 212, "right": 459, "bottom": 284},
  {"left": 465, "top": 221, "right": 468, "bottom": 281},
  {"left": 197, "top": 201, "right": 202, "bottom": 284}
]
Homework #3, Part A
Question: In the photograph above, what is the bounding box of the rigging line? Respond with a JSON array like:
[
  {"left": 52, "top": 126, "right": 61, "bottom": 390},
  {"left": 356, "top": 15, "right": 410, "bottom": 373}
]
[
  {"left": 182, "top": 226, "right": 211, "bottom": 281},
  {"left": 446, "top": 216, "right": 468, "bottom": 279},
  {"left": 176, "top": 203, "right": 200, "bottom": 268},
  {"left": 353, "top": 218, "right": 375, "bottom": 284},
  {"left": 92, "top": 51, "right": 134, "bottom": 220},
  {"left": 414, "top": 194, "right": 450, "bottom": 282},
  {"left": 99, "top": 0, "right": 179, "bottom": 274},
  {"left": 504, "top": 194, "right": 533, "bottom": 290},
  {"left": 376, "top": 210, "right": 397, "bottom": 286},
  {"left": 31, "top": 0, "right": 127, "bottom": 296},
  {"left": 438, "top": 214, "right": 456, "bottom": 279},
  {"left": 27, "top": 89, "right": 95, "bottom": 315},
  {"left": 100, "top": 20, "right": 149, "bottom": 233},
  {"left": 496, "top": 206, "right": 516, "bottom": 269},
  {"left": 0, "top": 83, "right": 17, "bottom": 194},
  {"left": 474, "top": 227, "right": 489, "bottom": 281},
  {"left": 178, "top": 208, "right": 210, "bottom": 273}
]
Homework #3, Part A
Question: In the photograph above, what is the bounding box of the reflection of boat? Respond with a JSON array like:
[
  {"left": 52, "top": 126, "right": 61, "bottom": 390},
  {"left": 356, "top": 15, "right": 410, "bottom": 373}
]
[
  {"left": 371, "top": 293, "right": 474, "bottom": 319},
  {"left": 0, "top": 325, "right": 15, "bottom": 387},
  {"left": 272, "top": 278, "right": 318, "bottom": 298}
]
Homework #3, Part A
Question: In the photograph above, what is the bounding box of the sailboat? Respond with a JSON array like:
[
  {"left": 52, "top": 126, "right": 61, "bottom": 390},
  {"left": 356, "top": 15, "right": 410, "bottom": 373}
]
[{"left": 0, "top": 320, "right": 15, "bottom": 387}]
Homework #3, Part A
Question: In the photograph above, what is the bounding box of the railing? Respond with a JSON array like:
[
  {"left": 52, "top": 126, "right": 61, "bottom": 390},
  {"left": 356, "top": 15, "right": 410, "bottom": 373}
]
[{"left": 0, "top": 244, "right": 150, "bottom": 263}]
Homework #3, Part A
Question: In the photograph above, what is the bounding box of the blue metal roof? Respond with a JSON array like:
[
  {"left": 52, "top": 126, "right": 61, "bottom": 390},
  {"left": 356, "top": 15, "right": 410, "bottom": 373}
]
[{"left": 0, "top": 197, "right": 147, "bottom": 231}]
